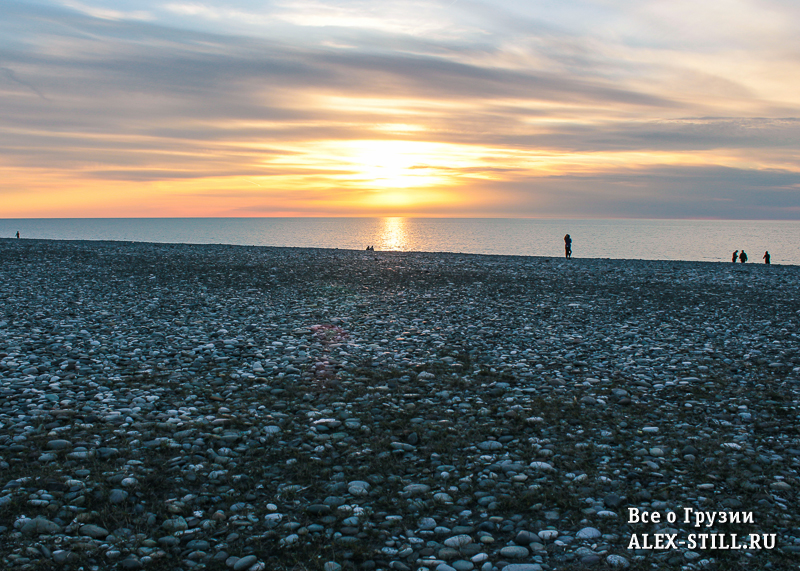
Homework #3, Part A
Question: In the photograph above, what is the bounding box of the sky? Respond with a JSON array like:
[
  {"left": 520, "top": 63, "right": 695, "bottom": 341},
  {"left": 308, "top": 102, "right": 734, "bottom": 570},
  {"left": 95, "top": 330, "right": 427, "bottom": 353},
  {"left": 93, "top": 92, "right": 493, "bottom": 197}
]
[{"left": 2, "top": 0, "right": 800, "bottom": 218}]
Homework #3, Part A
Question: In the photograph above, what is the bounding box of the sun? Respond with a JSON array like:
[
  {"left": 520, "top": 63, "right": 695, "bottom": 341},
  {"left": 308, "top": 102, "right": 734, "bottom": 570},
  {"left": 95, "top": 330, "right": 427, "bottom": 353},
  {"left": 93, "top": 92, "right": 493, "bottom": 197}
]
[
  {"left": 255, "top": 137, "right": 494, "bottom": 213},
  {"left": 341, "top": 140, "right": 451, "bottom": 189}
]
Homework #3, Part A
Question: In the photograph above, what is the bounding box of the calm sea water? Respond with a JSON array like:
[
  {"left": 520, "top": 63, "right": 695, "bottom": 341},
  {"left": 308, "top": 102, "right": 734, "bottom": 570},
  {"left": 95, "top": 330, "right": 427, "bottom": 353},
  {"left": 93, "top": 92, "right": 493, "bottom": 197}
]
[{"left": 2, "top": 218, "right": 799, "bottom": 265}]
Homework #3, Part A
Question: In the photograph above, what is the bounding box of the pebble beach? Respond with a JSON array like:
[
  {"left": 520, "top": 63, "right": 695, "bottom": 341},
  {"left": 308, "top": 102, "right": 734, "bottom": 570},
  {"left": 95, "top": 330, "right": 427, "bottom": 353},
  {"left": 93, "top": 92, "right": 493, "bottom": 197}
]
[{"left": 1, "top": 238, "right": 798, "bottom": 571}]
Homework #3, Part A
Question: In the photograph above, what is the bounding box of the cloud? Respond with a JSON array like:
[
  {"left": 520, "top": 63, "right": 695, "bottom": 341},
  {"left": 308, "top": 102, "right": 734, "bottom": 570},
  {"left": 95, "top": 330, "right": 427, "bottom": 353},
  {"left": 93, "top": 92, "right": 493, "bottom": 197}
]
[{"left": 471, "top": 165, "right": 800, "bottom": 219}]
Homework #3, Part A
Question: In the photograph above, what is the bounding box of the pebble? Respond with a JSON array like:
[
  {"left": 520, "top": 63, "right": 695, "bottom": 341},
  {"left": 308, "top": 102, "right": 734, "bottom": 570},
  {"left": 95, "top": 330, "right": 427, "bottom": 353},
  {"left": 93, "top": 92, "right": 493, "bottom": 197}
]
[
  {"left": 19, "top": 517, "right": 62, "bottom": 536},
  {"left": 0, "top": 240, "right": 797, "bottom": 570},
  {"left": 444, "top": 535, "right": 473, "bottom": 548},
  {"left": 234, "top": 555, "right": 258, "bottom": 570},
  {"left": 79, "top": 524, "right": 108, "bottom": 539},
  {"left": 576, "top": 527, "right": 602, "bottom": 539},
  {"left": 499, "top": 545, "right": 529, "bottom": 558},
  {"left": 606, "top": 554, "right": 630, "bottom": 567}
]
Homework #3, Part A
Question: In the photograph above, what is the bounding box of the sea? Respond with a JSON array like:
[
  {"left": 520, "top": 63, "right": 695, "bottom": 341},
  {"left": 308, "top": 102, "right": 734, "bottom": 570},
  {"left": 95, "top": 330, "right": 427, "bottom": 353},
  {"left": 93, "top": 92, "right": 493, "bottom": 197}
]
[{"left": 2, "top": 218, "right": 799, "bottom": 265}]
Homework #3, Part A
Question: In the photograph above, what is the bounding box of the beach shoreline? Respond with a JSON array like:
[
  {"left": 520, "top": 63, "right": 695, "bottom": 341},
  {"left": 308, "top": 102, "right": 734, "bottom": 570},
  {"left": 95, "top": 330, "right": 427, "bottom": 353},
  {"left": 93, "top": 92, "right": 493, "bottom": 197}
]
[
  {"left": 1, "top": 239, "right": 798, "bottom": 570},
  {"left": 3, "top": 236, "right": 799, "bottom": 267}
]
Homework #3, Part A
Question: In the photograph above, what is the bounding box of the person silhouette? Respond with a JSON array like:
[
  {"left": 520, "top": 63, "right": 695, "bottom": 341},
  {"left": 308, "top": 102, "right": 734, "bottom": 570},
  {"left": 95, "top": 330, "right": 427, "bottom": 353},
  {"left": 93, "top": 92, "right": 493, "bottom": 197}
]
[
  {"left": 739, "top": 250, "right": 747, "bottom": 263},
  {"left": 763, "top": 251, "right": 770, "bottom": 264},
  {"left": 564, "top": 234, "right": 572, "bottom": 259},
  {"left": 732, "top": 250, "right": 738, "bottom": 263}
]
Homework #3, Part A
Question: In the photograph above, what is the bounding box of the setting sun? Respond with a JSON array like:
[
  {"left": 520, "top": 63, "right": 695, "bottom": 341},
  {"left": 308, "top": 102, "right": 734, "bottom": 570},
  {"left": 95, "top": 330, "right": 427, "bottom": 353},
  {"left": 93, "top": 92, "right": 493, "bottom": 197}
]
[{"left": 349, "top": 141, "right": 438, "bottom": 189}]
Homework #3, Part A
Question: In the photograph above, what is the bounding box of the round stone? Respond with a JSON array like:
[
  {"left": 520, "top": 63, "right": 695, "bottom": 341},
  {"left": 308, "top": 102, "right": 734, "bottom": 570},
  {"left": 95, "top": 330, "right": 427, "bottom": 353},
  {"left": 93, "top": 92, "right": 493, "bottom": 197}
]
[
  {"left": 162, "top": 517, "right": 188, "bottom": 533},
  {"left": 46, "top": 440, "right": 72, "bottom": 450},
  {"left": 444, "top": 534, "right": 473, "bottom": 548},
  {"left": 499, "top": 545, "right": 529, "bottom": 559},
  {"left": 80, "top": 524, "right": 109, "bottom": 539},
  {"left": 234, "top": 555, "right": 258, "bottom": 570},
  {"left": 20, "top": 517, "right": 62, "bottom": 536},
  {"left": 606, "top": 554, "right": 630, "bottom": 567},
  {"left": 576, "top": 527, "right": 602, "bottom": 539}
]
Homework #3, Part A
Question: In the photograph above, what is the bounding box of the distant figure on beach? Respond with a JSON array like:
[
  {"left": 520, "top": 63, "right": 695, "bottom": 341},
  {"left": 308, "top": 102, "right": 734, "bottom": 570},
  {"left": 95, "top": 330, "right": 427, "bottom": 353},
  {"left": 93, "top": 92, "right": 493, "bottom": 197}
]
[
  {"left": 564, "top": 234, "right": 572, "bottom": 259},
  {"left": 16, "top": 231, "right": 20, "bottom": 239},
  {"left": 365, "top": 245, "right": 374, "bottom": 251},
  {"left": 739, "top": 250, "right": 747, "bottom": 263},
  {"left": 763, "top": 251, "right": 770, "bottom": 264},
  {"left": 732, "top": 250, "right": 738, "bottom": 263}
]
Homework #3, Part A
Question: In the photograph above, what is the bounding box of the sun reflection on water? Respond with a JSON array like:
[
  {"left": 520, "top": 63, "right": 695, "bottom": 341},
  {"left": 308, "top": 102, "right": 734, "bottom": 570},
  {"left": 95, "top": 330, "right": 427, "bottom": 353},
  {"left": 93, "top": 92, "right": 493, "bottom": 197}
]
[{"left": 378, "top": 217, "right": 409, "bottom": 251}]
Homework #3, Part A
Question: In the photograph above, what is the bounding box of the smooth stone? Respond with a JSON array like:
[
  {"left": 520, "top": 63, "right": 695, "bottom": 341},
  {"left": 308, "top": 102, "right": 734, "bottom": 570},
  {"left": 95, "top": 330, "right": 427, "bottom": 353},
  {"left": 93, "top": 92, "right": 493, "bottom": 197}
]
[
  {"left": 162, "top": 516, "right": 188, "bottom": 533},
  {"left": 46, "top": 439, "right": 72, "bottom": 450},
  {"left": 234, "top": 554, "right": 258, "bottom": 570},
  {"left": 478, "top": 441, "right": 503, "bottom": 450},
  {"left": 418, "top": 517, "right": 437, "bottom": 530},
  {"left": 499, "top": 546, "right": 528, "bottom": 559},
  {"left": 20, "top": 517, "right": 62, "bottom": 535},
  {"left": 576, "top": 527, "right": 602, "bottom": 539},
  {"left": 515, "top": 530, "right": 535, "bottom": 543},
  {"left": 606, "top": 554, "right": 630, "bottom": 567},
  {"left": 529, "top": 461, "right": 555, "bottom": 471},
  {"left": 306, "top": 504, "right": 331, "bottom": 515},
  {"left": 348, "top": 481, "right": 370, "bottom": 495},
  {"left": 80, "top": 524, "right": 109, "bottom": 539},
  {"left": 158, "top": 536, "right": 180, "bottom": 547},
  {"left": 444, "top": 534, "right": 473, "bottom": 548},
  {"left": 404, "top": 484, "right": 430, "bottom": 495},
  {"left": 52, "top": 550, "right": 75, "bottom": 564}
]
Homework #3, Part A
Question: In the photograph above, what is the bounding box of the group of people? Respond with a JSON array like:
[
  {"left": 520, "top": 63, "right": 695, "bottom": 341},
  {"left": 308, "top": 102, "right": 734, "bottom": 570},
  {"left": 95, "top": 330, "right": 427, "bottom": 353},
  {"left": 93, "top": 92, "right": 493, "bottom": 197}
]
[
  {"left": 732, "top": 249, "right": 770, "bottom": 264},
  {"left": 563, "top": 235, "right": 773, "bottom": 264},
  {"left": 365, "top": 245, "right": 375, "bottom": 251}
]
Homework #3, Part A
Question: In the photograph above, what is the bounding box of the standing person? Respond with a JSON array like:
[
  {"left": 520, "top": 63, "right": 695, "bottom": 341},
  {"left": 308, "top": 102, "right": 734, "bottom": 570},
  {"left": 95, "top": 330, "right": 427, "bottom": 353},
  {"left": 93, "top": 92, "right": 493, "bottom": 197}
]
[
  {"left": 763, "top": 251, "right": 770, "bottom": 264},
  {"left": 16, "top": 231, "right": 20, "bottom": 239},
  {"left": 732, "top": 250, "right": 738, "bottom": 263},
  {"left": 739, "top": 250, "right": 747, "bottom": 263},
  {"left": 564, "top": 234, "right": 572, "bottom": 259}
]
